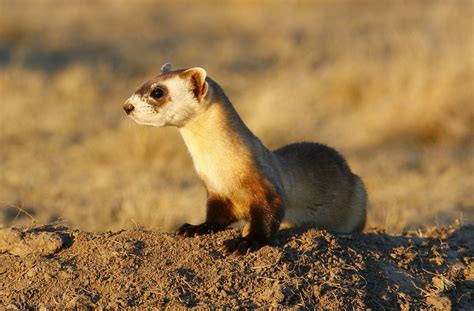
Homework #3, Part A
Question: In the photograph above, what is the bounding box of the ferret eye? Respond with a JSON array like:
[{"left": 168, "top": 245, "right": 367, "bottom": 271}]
[{"left": 150, "top": 87, "right": 165, "bottom": 99}]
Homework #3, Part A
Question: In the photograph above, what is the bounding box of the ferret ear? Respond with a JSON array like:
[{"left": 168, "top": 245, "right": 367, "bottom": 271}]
[
  {"left": 181, "top": 67, "right": 208, "bottom": 102},
  {"left": 161, "top": 63, "right": 172, "bottom": 73}
]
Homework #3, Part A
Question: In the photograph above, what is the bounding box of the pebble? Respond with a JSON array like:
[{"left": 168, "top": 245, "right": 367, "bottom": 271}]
[
  {"left": 44, "top": 273, "right": 52, "bottom": 281},
  {"left": 58, "top": 270, "right": 70, "bottom": 279},
  {"left": 220, "top": 289, "right": 227, "bottom": 297},
  {"left": 26, "top": 268, "right": 37, "bottom": 278}
]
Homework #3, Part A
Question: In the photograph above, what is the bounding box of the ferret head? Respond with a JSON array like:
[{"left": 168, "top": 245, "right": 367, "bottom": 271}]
[{"left": 123, "top": 63, "right": 209, "bottom": 127}]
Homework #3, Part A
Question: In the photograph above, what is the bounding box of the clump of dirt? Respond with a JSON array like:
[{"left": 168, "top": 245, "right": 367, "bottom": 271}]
[
  {"left": 0, "top": 227, "right": 70, "bottom": 257},
  {"left": 0, "top": 224, "right": 472, "bottom": 309}
]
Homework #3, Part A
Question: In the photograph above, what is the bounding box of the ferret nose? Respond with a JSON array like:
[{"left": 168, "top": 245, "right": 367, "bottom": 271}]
[{"left": 123, "top": 103, "right": 135, "bottom": 115}]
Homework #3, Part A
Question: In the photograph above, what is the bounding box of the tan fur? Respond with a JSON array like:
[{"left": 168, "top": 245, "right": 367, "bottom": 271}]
[
  {"left": 124, "top": 64, "right": 367, "bottom": 253},
  {"left": 180, "top": 96, "right": 367, "bottom": 232},
  {"left": 179, "top": 101, "right": 275, "bottom": 221}
]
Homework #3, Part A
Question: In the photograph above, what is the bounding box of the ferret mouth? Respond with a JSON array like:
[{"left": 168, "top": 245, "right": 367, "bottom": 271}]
[
  {"left": 128, "top": 113, "right": 162, "bottom": 127},
  {"left": 128, "top": 113, "right": 146, "bottom": 124}
]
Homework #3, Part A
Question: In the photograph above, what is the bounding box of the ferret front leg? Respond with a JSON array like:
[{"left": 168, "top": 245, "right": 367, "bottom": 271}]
[
  {"left": 177, "top": 196, "right": 236, "bottom": 237},
  {"left": 224, "top": 194, "right": 284, "bottom": 255}
]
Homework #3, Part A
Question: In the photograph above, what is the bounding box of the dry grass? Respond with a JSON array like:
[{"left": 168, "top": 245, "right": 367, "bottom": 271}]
[{"left": 0, "top": 0, "right": 473, "bottom": 232}]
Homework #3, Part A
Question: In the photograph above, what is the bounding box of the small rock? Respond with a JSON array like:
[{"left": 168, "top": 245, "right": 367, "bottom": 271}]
[
  {"left": 312, "top": 285, "right": 320, "bottom": 297},
  {"left": 432, "top": 276, "right": 445, "bottom": 291},
  {"left": 0, "top": 228, "right": 67, "bottom": 256},
  {"left": 66, "top": 299, "right": 77, "bottom": 308},
  {"left": 44, "top": 272, "right": 52, "bottom": 281},
  {"left": 220, "top": 289, "right": 227, "bottom": 297},
  {"left": 58, "top": 270, "right": 70, "bottom": 279},
  {"left": 427, "top": 294, "right": 452, "bottom": 311},
  {"left": 26, "top": 268, "right": 37, "bottom": 278}
]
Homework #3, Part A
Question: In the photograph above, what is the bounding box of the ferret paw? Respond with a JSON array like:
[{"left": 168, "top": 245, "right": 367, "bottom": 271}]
[
  {"left": 177, "top": 223, "right": 223, "bottom": 237},
  {"left": 223, "top": 237, "right": 261, "bottom": 255}
]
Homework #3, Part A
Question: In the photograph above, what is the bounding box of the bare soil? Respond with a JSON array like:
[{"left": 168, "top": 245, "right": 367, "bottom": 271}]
[{"left": 0, "top": 225, "right": 472, "bottom": 309}]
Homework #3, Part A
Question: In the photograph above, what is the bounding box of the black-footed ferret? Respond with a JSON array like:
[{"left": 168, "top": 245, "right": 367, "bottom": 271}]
[{"left": 123, "top": 63, "right": 367, "bottom": 255}]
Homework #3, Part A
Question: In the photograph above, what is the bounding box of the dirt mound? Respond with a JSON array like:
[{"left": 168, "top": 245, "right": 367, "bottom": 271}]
[{"left": 0, "top": 225, "right": 472, "bottom": 309}]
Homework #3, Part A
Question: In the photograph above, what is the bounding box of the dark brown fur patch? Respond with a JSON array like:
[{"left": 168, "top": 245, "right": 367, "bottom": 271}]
[
  {"left": 236, "top": 173, "right": 285, "bottom": 243},
  {"left": 135, "top": 69, "right": 186, "bottom": 97},
  {"left": 147, "top": 84, "right": 171, "bottom": 108},
  {"left": 134, "top": 68, "right": 208, "bottom": 108},
  {"left": 205, "top": 195, "right": 237, "bottom": 226},
  {"left": 179, "top": 69, "right": 207, "bottom": 101}
]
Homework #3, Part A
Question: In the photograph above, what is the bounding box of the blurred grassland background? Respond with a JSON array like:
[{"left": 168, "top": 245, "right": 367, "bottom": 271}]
[{"left": 0, "top": 0, "right": 473, "bottom": 233}]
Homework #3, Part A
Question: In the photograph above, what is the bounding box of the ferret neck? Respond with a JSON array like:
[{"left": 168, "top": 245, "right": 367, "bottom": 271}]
[
  {"left": 180, "top": 98, "right": 254, "bottom": 149},
  {"left": 178, "top": 82, "right": 259, "bottom": 173}
]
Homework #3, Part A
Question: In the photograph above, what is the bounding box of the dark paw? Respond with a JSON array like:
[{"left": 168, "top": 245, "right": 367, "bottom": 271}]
[
  {"left": 177, "top": 223, "right": 197, "bottom": 237},
  {"left": 223, "top": 237, "right": 261, "bottom": 255},
  {"left": 177, "top": 223, "right": 223, "bottom": 237}
]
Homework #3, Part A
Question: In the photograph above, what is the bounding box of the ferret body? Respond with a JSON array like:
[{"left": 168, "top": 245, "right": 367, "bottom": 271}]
[{"left": 123, "top": 64, "right": 367, "bottom": 254}]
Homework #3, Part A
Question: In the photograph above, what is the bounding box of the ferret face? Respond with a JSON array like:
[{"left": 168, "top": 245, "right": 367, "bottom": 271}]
[{"left": 123, "top": 65, "right": 208, "bottom": 127}]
